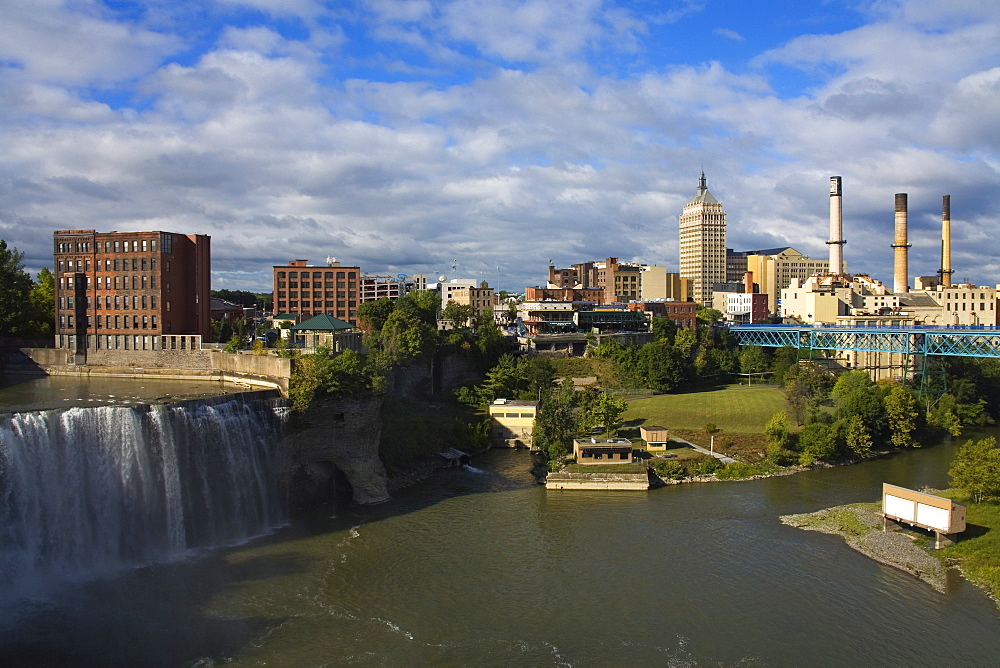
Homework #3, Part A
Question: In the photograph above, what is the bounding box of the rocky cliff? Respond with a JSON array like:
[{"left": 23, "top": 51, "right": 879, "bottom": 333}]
[{"left": 284, "top": 394, "right": 390, "bottom": 506}]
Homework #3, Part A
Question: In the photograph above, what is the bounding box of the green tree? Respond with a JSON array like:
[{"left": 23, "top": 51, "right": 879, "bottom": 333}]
[
  {"left": 927, "top": 393, "right": 963, "bottom": 437},
  {"left": 884, "top": 384, "right": 919, "bottom": 449},
  {"left": 380, "top": 310, "right": 437, "bottom": 364},
  {"left": 831, "top": 370, "right": 874, "bottom": 401},
  {"left": 532, "top": 379, "right": 578, "bottom": 461},
  {"left": 739, "top": 345, "right": 768, "bottom": 382},
  {"left": 948, "top": 436, "right": 1000, "bottom": 503},
  {"left": 475, "top": 320, "right": 509, "bottom": 364},
  {"left": 638, "top": 338, "right": 685, "bottom": 393},
  {"left": 770, "top": 346, "right": 799, "bottom": 385},
  {"left": 845, "top": 414, "right": 874, "bottom": 459},
  {"left": 395, "top": 289, "right": 441, "bottom": 326},
  {"left": 696, "top": 305, "right": 723, "bottom": 325},
  {"left": 784, "top": 362, "right": 833, "bottom": 424},
  {"left": 834, "top": 384, "right": 887, "bottom": 442},
  {"left": 26, "top": 266, "right": 54, "bottom": 337},
  {"left": 442, "top": 301, "right": 476, "bottom": 329},
  {"left": 650, "top": 316, "right": 677, "bottom": 343},
  {"left": 764, "top": 411, "right": 793, "bottom": 450},
  {"left": 583, "top": 392, "right": 628, "bottom": 437},
  {"left": 0, "top": 240, "right": 35, "bottom": 338},
  {"left": 356, "top": 297, "right": 396, "bottom": 336},
  {"left": 798, "top": 421, "right": 839, "bottom": 463},
  {"left": 288, "top": 348, "right": 376, "bottom": 411},
  {"left": 673, "top": 328, "right": 698, "bottom": 359}
]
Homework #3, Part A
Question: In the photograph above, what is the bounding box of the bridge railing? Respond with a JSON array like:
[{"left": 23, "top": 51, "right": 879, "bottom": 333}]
[{"left": 728, "top": 324, "right": 1000, "bottom": 358}]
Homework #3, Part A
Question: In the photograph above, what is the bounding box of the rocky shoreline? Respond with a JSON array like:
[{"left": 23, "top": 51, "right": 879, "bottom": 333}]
[{"left": 780, "top": 503, "right": 947, "bottom": 591}]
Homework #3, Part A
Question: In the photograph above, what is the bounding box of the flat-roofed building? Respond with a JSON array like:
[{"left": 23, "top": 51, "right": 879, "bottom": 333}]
[
  {"left": 450, "top": 282, "right": 495, "bottom": 318},
  {"left": 273, "top": 259, "right": 361, "bottom": 326},
  {"left": 625, "top": 300, "right": 697, "bottom": 330},
  {"left": 639, "top": 426, "right": 670, "bottom": 452},
  {"left": 731, "top": 247, "right": 832, "bottom": 315},
  {"left": 53, "top": 229, "right": 210, "bottom": 353},
  {"left": 487, "top": 399, "right": 538, "bottom": 448},
  {"left": 573, "top": 438, "right": 634, "bottom": 464}
]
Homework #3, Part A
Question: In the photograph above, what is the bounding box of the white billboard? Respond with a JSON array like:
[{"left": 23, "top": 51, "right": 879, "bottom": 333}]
[{"left": 884, "top": 494, "right": 915, "bottom": 522}]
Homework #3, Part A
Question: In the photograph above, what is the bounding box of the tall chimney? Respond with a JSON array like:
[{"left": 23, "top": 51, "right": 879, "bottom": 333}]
[
  {"left": 940, "top": 195, "right": 953, "bottom": 287},
  {"left": 826, "top": 176, "right": 845, "bottom": 274},
  {"left": 744, "top": 271, "right": 754, "bottom": 294},
  {"left": 892, "top": 193, "right": 910, "bottom": 293}
]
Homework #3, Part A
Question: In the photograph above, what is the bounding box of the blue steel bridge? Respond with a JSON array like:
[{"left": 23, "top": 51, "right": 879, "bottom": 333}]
[{"left": 729, "top": 324, "right": 1000, "bottom": 359}]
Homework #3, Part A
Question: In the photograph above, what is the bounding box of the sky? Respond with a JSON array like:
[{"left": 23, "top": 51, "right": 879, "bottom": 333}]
[{"left": 1, "top": 0, "right": 999, "bottom": 293}]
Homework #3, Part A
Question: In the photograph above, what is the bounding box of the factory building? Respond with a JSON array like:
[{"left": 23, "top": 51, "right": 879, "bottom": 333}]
[{"left": 53, "top": 229, "right": 211, "bottom": 355}]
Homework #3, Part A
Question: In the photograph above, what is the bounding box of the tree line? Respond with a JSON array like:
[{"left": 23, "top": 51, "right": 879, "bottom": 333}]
[
  {"left": 0, "top": 240, "right": 55, "bottom": 340},
  {"left": 288, "top": 290, "right": 509, "bottom": 411}
]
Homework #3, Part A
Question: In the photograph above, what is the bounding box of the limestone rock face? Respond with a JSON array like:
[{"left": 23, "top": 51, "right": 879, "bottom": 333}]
[{"left": 285, "top": 394, "right": 390, "bottom": 506}]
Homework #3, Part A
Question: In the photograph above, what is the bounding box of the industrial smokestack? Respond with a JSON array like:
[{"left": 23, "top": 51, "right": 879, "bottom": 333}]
[
  {"left": 940, "top": 195, "right": 953, "bottom": 288},
  {"left": 892, "top": 193, "right": 911, "bottom": 294},
  {"left": 744, "top": 271, "right": 754, "bottom": 294},
  {"left": 827, "top": 176, "right": 845, "bottom": 275}
]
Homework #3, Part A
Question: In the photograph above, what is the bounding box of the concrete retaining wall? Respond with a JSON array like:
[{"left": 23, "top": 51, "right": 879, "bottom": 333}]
[
  {"left": 545, "top": 471, "right": 650, "bottom": 490},
  {"left": 9, "top": 347, "right": 291, "bottom": 394}
]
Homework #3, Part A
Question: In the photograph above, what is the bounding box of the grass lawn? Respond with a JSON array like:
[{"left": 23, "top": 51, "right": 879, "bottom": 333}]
[
  {"left": 937, "top": 493, "right": 1000, "bottom": 605},
  {"left": 637, "top": 446, "right": 706, "bottom": 462},
  {"left": 622, "top": 385, "right": 787, "bottom": 461},
  {"left": 623, "top": 385, "right": 786, "bottom": 433}
]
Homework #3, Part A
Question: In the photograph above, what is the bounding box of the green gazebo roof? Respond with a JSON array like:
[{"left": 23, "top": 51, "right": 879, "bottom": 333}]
[{"left": 290, "top": 314, "right": 354, "bottom": 331}]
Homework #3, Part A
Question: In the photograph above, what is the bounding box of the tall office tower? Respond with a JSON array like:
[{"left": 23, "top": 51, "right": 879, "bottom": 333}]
[{"left": 679, "top": 171, "right": 727, "bottom": 305}]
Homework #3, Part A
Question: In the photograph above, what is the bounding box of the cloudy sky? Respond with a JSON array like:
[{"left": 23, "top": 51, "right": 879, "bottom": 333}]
[{"left": 2, "top": 0, "right": 998, "bottom": 293}]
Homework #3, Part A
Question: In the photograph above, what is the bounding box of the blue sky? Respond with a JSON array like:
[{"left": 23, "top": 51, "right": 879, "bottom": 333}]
[{"left": 2, "top": 0, "right": 999, "bottom": 292}]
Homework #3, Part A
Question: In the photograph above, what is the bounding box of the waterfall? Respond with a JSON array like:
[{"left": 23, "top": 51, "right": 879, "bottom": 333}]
[{"left": 0, "top": 395, "right": 287, "bottom": 602}]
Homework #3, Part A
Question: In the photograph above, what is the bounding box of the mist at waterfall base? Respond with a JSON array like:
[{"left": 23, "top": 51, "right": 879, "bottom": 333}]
[{"left": 0, "top": 397, "right": 287, "bottom": 606}]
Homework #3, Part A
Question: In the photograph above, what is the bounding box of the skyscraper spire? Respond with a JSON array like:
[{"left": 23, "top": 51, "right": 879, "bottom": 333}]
[{"left": 680, "top": 171, "right": 726, "bottom": 305}]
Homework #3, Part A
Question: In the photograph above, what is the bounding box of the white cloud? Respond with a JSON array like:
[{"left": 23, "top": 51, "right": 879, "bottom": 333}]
[
  {"left": 714, "top": 27, "right": 744, "bottom": 42},
  {"left": 0, "top": 0, "right": 998, "bottom": 294},
  {"left": 0, "top": 0, "right": 182, "bottom": 85}
]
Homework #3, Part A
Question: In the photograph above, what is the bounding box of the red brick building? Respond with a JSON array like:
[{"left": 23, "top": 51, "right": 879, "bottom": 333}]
[
  {"left": 524, "top": 286, "right": 605, "bottom": 303},
  {"left": 272, "top": 260, "right": 361, "bottom": 325},
  {"left": 626, "top": 301, "right": 698, "bottom": 330},
  {"left": 53, "top": 229, "right": 211, "bottom": 352}
]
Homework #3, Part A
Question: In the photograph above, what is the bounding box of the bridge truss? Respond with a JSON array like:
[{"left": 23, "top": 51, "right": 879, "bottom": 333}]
[{"left": 730, "top": 325, "right": 1000, "bottom": 359}]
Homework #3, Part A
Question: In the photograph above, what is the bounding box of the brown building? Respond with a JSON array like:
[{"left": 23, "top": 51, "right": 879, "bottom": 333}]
[
  {"left": 451, "top": 282, "right": 495, "bottom": 318},
  {"left": 625, "top": 301, "right": 698, "bottom": 330},
  {"left": 573, "top": 438, "right": 634, "bottom": 464},
  {"left": 272, "top": 260, "right": 361, "bottom": 325},
  {"left": 53, "top": 229, "right": 211, "bottom": 352},
  {"left": 524, "top": 286, "right": 605, "bottom": 303}
]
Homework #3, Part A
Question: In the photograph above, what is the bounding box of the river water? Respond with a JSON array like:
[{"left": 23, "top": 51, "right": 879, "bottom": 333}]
[{"left": 2, "top": 420, "right": 999, "bottom": 666}]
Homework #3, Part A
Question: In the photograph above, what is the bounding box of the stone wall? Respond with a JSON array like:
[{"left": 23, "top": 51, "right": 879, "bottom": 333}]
[
  {"left": 8, "top": 347, "right": 291, "bottom": 393},
  {"left": 545, "top": 471, "right": 651, "bottom": 490},
  {"left": 284, "top": 394, "right": 390, "bottom": 506},
  {"left": 85, "top": 348, "right": 214, "bottom": 369},
  {"left": 211, "top": 352, "right": 292, "bottom": 384}
]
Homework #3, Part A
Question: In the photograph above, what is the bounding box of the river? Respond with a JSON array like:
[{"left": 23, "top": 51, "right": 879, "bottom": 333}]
[{"left": 2, "top": 410, "right": 999, "bottom": 666}]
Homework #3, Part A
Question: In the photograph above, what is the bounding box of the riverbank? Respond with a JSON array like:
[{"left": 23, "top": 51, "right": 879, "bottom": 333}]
[{"left": 780, "top": 503, "right": 948, "bottom": 591}]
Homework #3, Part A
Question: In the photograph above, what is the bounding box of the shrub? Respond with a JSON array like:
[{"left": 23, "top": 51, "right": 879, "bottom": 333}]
[
  {"left": 717, "top": 461, "right": 779, "bottom": 480},
  {"left": 651, "top": 459, "right": 685, "bottom": 480}
]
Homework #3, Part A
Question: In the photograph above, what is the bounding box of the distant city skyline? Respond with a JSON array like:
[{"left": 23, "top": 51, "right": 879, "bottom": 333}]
[{"left": 2, "top": 1, "right": 998, "bottom": 293}]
